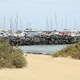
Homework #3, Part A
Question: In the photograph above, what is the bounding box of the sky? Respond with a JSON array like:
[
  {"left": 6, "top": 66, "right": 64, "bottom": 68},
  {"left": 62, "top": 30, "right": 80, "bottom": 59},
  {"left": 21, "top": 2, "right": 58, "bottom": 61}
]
[{"left": 0, "top": 0, "right": 80, "bottom": 31}]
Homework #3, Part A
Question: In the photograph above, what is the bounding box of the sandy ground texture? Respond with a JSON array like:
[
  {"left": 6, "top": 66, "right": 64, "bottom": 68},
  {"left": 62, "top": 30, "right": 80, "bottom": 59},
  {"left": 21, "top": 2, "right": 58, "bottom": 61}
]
[{"left": 0, "top": 54, "right": 80, "bottom": 80}]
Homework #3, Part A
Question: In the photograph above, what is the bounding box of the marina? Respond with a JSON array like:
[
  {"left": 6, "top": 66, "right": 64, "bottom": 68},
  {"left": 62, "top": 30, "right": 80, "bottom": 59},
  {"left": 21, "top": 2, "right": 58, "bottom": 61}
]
[
  {"left": 0, "top": 28, "right": 80, "bottom": 37},
  {"left": 0, "top": 0, "right": 80, "bottom": 80}
]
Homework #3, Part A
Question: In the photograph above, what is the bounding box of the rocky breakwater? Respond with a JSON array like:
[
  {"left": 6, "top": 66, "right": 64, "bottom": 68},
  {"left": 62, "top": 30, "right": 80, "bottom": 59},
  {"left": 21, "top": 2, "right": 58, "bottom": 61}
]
[{"left": 5, "top": 34, "right": 80, "bottom": 46}]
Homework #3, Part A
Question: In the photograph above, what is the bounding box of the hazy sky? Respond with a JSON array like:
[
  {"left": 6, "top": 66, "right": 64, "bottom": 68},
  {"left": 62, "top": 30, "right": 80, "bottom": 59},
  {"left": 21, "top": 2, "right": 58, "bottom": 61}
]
[{"left": 0, "top": 0, "right": 80, "bottom": 31}]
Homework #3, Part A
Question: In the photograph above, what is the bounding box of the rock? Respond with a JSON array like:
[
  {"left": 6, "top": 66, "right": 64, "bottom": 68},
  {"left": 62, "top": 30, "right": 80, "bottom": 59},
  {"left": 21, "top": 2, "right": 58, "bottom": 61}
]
[{"left": 4, "top": 35, "right": 80, "bottom": 46}]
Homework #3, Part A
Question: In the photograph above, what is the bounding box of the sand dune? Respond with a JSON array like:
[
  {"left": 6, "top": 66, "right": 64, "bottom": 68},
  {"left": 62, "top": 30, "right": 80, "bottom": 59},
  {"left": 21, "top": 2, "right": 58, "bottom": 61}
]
[{"left": 0, "top": 54, "right": 80, "bottom": 80}]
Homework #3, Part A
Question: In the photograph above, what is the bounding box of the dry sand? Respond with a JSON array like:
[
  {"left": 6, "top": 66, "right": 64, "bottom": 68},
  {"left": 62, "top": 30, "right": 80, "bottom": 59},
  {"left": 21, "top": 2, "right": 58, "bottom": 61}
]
[{"left": 0, "top": 54, "right": 80, "bottom": 80}]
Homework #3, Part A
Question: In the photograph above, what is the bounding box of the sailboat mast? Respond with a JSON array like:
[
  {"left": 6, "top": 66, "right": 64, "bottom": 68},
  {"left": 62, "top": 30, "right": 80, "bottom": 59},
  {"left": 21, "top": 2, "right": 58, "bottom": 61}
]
[
  {"left": 0, "top": 19, "right": 2, "bottom": 29},
  {"left": 55, "top": 12, "right": 58, "bottom": 31},
  {"left": 15, "top": 12, "right": 18, "bottom": 31},
  {"left": 20, "top": 18, "right": 23, "bottom": 30},
  {"left": 9, "top": 16, "right": 13, "bottom": 32},
  {"left": 50, "top": 17, "right": 53, "bottom": 31},
  {"left": 65, "top": 15, "right": 67, "bottom": 30},
  {"left": 46, "top": 16, "right": 49, "bottom": 31},
  {"left": 29, "top": 22, "right": 31, "bottom": 29},
  {"left": 77, "top": 21, "right": 79, "bottom": 33},
  {"left": 3, "top": 16, "right": 5, "bottom": 30},
  {"left": 74, "top": 19, "right": 77, "bottom": 32},
  {"left": 61, "top": 18, "right": 63, "bottom": 31}
]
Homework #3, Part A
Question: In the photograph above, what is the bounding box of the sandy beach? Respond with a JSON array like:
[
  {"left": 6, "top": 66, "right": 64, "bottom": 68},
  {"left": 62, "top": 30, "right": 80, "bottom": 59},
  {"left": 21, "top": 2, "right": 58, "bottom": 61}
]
[{"left": 0, "top": 54, "right": 80, "bottom": 80}]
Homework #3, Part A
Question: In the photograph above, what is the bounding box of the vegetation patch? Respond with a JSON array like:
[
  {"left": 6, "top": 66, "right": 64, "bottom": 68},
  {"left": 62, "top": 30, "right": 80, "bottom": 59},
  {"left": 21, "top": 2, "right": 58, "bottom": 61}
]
[
  {"left": 52, "top": 42, "right": 80, "bottom": 59},
  {"left": 0, "top": 38, "right": 27, "bottom": 68}
]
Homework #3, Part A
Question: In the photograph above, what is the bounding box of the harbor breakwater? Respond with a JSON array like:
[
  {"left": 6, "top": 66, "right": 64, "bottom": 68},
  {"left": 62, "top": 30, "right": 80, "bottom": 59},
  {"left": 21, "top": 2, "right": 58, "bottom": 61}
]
[{"left": 4, "top": 34, "right": 80, "bottom": 46}]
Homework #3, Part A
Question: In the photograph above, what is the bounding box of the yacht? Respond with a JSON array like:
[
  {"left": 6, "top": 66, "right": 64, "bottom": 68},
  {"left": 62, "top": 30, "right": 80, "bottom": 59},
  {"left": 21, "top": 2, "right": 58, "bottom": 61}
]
[{"left": 24, "top": 28, "right": 41, "bottom": 37}]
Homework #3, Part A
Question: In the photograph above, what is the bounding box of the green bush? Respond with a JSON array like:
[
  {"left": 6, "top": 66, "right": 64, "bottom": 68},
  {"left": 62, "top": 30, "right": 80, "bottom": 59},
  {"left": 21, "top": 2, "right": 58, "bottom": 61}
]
[
  {"left": 0, "top": 38, "right": 27, "bottom": 68},
  {"left": 52, "top": 42, "right": 80, "bottom": 59}
]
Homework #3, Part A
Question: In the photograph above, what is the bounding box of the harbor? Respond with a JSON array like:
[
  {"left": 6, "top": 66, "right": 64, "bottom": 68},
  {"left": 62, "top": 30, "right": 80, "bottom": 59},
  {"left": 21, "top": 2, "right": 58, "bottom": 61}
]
[{"left": 1, "top": 0, "right": 80, "bottom": 80}]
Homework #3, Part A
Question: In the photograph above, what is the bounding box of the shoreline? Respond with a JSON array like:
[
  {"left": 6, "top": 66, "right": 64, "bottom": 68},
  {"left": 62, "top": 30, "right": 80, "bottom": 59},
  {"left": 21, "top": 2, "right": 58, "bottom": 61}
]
[
  {"left": 0, "top": 54, "right": 80, "bottom": 80},
  {"left": 24, "top": 52, "right": 51, "bottom": 55}
]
